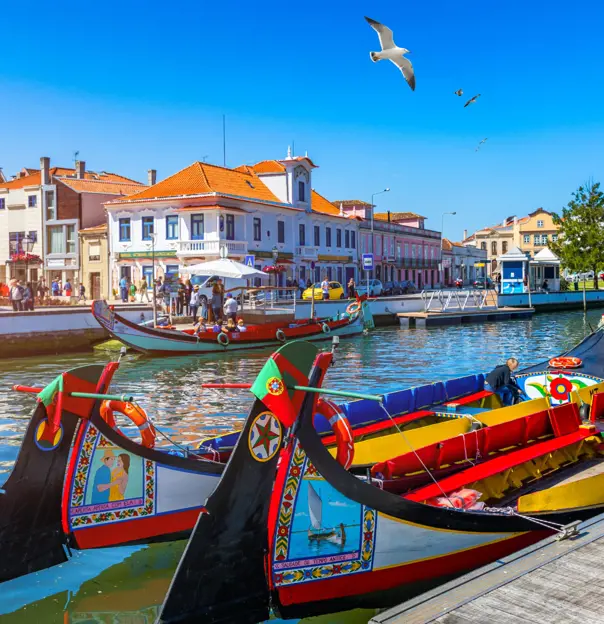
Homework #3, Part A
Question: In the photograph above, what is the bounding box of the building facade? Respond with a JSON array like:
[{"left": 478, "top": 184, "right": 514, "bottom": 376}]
[
  {"left": 0, "top": 157, "right": 146, "bottom": 287},
  {"left": 79, "top": 224, "right": 109, "bottom": 300},
  {"left": 106, "top": 152, "right": 360, "bottom": 294},
  {"left": 442, "top": 238, "right": 488, "bottom": 285}
]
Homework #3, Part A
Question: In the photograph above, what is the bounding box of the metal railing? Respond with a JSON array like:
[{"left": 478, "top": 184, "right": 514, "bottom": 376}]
[
  {"left": 421, "top": 288, "right": 498, "bottom": 312},
  {"left": 177, "top": 239, "right": 248, "bottom": 256}
]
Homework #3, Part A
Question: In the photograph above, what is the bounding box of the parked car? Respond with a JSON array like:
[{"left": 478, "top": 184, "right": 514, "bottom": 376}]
[
  {"left": 355, "top": 279, "right": 384, "bottom": 297},
  {"left": 399, "top": 280, "right": 417, "bottom": 294},
  {"left": 382, "top": 281, "right": 403, "bottom": 296},
  {"left": 473, "top": 277, "right": 496, "bottom": 289},
  {"left": 302, "top": 281, "right": 345, "bottom": 300}
]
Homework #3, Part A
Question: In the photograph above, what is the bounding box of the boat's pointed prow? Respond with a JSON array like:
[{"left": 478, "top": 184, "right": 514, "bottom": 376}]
[
  {"left": 0, "top": 364, "right": 108, "bottom": 582},
  {"left": 158, "top": 342, "right": 324, "bottom": 624}
]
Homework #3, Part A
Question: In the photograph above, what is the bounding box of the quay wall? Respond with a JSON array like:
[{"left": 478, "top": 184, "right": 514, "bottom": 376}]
[{"left": 500, "top": 290, "right": 604, "bottom": 310}]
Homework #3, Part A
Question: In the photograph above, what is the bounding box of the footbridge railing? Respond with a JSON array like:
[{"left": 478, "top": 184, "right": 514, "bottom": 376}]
[{"left": 421, "top": 289, "right": 498, "bottom": 312}]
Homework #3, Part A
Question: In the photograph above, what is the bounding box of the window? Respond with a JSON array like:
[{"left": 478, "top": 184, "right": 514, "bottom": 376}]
[
  {"left": 491, "top": 241, "right": 497, "bottom": 255},
  {"left": 278, "top": 220, "right": 285, "bottom": 244},
  {"left": 45, "top": 191, "right": 55, "bottom": 220},
  {"left": 523, "top": 234, "right": 530, "bottom": 244},
  {"left": 314, "top": 225, "right": 320, "bottom": 247},
  {"left": 119, "top": 218, "right": 131, "bottom": 242},
  {"left": 480, "top": 242, "right": 486, "bottom": 250},
  {"left": 405, "top": 243, "right": 409, "bottom": 258},
  {"left": 298, "top": 223, "right": 306, "bottom": 246},
  {"left": 326, "top": 227, "right": 332, "bottom": 247},
  {"left": 412, "top": 244, "right": 416, "bottom": 258},
  {"left": 28, "top": 195, "right": 37, "bottom": 208},
  {"left": 298, "top": 181, "right": 306, "bottom": 202},
  {"left": 534, "top": 234, "right": 547, "bottom": 246},
  {"left": 48, "top": 226, "right": 64, "bottom": 253},
  {"left": 253, "top": 217, "right": 261, "bottom": 241},
  {"left": 537, "top": 220, "right": 544, "bottom": 228},
  {"left": 9, "top": 231, "right": 25, "bottom": 254},
  {"left": 66, "top": 225, "right": 76, "bottom": 254},
  {"left": 141, "top": 217, "right": 154, "bottom": 241},
  {"left": 226, "top": 214, "right": 235, "bottom": 240},
  {"left": 336, "top": 228, "right": 342, "bottom": 248},
  {"left": 502, "top": 241, "right": 508, "bottom": 254},
  {"left": 345, "top": 230, "right": 350, "bottom": 248},
  {"left": 351, "top": 231, "right": 356, "bottom": 249},
  {"left": 28, "top": 231, "right": 37, "bottom": 244},
  {"left": 0, "top": 198, "right": 5, "bottom": 210},
  {"left": 89, "top": 242, "right": 101, "bottom": 262},
  {"left": 191, "top": 214, "right": 204, "bottom": 240},
  {"left": 552, "top": 234, "right": 558, "bottom": 243},
  {"left": 166, "top": 216, "right": 179, "bottom": 240}
]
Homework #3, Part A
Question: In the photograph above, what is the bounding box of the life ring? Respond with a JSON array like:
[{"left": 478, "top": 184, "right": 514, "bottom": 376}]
[
  {"left": 314, "top": 399, "right": 354, "bottom": 469},
  {"left": 217, "top": 332, "right": 230, "bottom": 346},
  {"left": 549, "top": 356, "right": 582, "bottom": 369},
  {"left": 100, "top": 400, "right": 156, "bottom": 448},
  {"left": 346, "top": 301, "right": 361, "bottom": 315},
  {"left": 276, "top": 329, "right": 286, "bottom": 342},
  {"left": 322, "top": 323, "right": 331, "bottom": 334}
]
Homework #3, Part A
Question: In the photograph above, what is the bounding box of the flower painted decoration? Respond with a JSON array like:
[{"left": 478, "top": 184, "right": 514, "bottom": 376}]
[
  {"left": 262, "top": 265, "right": 286, "bottom": 274},
  {"left": 549, "top": 376, "right": 574, "bottom": 401}
]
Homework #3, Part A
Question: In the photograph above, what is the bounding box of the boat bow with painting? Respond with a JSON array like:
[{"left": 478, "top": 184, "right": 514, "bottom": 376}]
[{"left": 159, "top": 330, "right": 604, "bottom": 623}]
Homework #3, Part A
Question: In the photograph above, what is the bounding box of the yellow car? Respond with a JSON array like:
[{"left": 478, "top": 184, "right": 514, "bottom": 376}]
[{"left": 302, "top": 281, "right": 345, "bottom": 300}]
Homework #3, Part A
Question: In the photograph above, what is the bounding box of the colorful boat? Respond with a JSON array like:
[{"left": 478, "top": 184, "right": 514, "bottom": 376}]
[
  {"left": 158, "top": 332, "right": 604, "bottom": 624},
  {"left": 91, "top": 298, "right": 371, "bottom": 355}
]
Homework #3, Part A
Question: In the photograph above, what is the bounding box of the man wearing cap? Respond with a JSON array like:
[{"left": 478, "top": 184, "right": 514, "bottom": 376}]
[{"left": 91, "top": 450, "right": 115, "bottom": 505}]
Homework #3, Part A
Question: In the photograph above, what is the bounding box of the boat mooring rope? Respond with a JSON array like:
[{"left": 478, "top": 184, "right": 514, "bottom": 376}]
[{"left": 483, "top": 505, "right": 567, "bottom": 533}]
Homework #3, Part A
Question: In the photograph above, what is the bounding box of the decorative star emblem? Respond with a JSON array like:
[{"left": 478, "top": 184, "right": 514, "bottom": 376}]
[
  {"left": 248, "top": 412, "right": 282, "bottom": 462},
  {"left": 252, "top": 419, "right": 280, "bottom": 455}
]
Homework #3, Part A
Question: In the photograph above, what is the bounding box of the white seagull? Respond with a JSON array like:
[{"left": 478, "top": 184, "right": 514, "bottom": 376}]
[
  {"left": 365, "top": 16, "right": 415, "bottom": 91},
  {"left": 475, "top": 138, "right": 488, "bottom": 152}
]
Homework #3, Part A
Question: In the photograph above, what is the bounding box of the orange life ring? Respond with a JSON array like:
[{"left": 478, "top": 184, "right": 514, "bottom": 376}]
[
  {"left": 548, "top": 356, "right": 583, "bottom": 369},
  {"left": 314, "top": 399, "right": 354, "bottom": 469},
  {"left": 100, "top": 400, "right": 156, "bottom": 448},
  {"left": 346, "top": 301, "right": 361, "bottom": 315}
]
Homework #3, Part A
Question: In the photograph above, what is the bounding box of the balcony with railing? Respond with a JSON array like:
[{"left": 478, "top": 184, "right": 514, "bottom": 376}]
[
  {"left": 295, "top": 246, "right": 319, "bottom": 260},
  {"left": 177, "top": 239, "right": 248, "bottom": 257}
]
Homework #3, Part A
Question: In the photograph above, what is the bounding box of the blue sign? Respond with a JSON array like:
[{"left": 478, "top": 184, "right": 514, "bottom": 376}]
[
  {"left": 244, "top": 254, "right": 255, "bottom": 268},
  {"left": 362, "top": 253, "right": 374, "bottom": 271}
]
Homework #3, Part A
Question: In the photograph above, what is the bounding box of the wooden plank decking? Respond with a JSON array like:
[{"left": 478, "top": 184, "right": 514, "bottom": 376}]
[
  {"left": 398, "top": 307, "right": 534, "bottom": 327},
  {"left": 370, "top": 512, "right": 604, "bottom": 624}
]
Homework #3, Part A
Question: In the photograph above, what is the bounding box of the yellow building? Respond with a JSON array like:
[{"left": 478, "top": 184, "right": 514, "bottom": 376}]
[{"left": 79, "top": 223, "right": 108, "bottom": 300}]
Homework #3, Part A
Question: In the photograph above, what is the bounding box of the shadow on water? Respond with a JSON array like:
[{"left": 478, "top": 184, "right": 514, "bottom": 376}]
[{"left": 0, "top": 309, "right": 601, "bottom": 622}]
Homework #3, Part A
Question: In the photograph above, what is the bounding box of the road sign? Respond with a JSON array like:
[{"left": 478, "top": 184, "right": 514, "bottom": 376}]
[
  {"left": 362, "top": 253, "right": 374, "bottom": 271},
  {"left": 244, "top": 254, "right": 255, "bottom": 268}
]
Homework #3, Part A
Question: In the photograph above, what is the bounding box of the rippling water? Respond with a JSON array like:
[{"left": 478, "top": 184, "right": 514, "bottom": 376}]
[{"left": 0, "top": 310, "right": 600, "bottom": 622}]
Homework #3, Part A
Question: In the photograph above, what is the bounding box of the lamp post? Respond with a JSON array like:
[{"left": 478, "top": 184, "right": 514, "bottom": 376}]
[
  {"left": 272, "top": 246, "right": 279, "bottom": 298},
  {"left": 22, "top": 235, "right": 34, "bottom": 284},
  {"left": 440, "top": 211, "right": 456, "bottom": 287},
  {"left": 370, "top": 188, "right": 390, "bottom": 290},
  {"left": 145, "top": 233, "right": 158, "bottom": 327}
]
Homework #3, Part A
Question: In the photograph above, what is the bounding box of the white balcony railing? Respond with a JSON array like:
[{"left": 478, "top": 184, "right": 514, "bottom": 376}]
[
  {"left": 177, "top": 239, "right": 248, "bottom": 256},
  {"left": 295, "top": 246, "right": 319, "bottom": 260}
]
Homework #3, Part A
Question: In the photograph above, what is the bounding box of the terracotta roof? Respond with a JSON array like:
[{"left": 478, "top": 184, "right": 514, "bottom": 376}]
[
  {"left": 246, "top": 160, "right": 286, "bottom": 174},
  {"left": 374, "top": 211, "right": 426, "bottom": 221},
  {"left": 312, "top": 190, "right": 344, "bottom": 217},
  {"left": 58, "top": 177, "right": 146, "bottom": 196},
  {"left": 442, "top": 238, "right": 453, "bottom": 251},
  {"left": 332, "top": 199, "right": 373, "bottom": 207},
  {"left": 79, "top": 223, "right": 108, "bottom": 233},
  {"left": 116, "top": 162, "right": 283, "bottom": 205},
  {"left": 0, "top": 167, "right": 142, "bottom": 190}
]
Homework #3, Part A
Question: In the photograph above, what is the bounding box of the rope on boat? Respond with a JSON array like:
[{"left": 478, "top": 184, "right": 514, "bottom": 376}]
[
  {"left": 378, "top": 403, "right": 455, "bottom": 506},
  {"left": 483, "top": 505, "right": 567, "bottom": 533}
]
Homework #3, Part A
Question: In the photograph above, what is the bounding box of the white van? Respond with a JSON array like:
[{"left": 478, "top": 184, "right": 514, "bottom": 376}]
[{"left": 190, "top": 274, "right": 248, "bottom": 304}]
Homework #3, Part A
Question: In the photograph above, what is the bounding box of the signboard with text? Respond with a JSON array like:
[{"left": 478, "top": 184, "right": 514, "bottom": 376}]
[{"left": 362, "top": 253, "right": 374, "bottom": 271}]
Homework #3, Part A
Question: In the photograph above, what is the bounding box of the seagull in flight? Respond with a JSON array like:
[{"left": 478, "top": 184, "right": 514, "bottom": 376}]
[
  {"left": 475, "top": 138, "right": 488, "bottom": 152},
  {"left": 454, "top": 89, "right": 463, "bottom": 97},
  {"left": 365, "top": 16, "right": 415, "bottom": 91},
  {"left": 464, "top": 94, "right": 481, "bottom": 108}
]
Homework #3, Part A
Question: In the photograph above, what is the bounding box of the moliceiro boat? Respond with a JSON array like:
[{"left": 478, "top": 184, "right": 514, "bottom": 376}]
[
  {"left": 159, "top": 331, "right": 604, "bottom": 624},
  {"left": 91, "top": 298, "right": 371, "bottom": 355}
]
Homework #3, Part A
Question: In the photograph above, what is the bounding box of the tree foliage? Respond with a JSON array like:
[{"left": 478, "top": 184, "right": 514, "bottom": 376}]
[{"left": 550, "top": 182, "right": 604, "bottom": 288}]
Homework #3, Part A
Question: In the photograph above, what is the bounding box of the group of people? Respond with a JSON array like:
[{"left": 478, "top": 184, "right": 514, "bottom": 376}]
[{"left": 5, "top": 276, "right": 86, "bottom": 311}]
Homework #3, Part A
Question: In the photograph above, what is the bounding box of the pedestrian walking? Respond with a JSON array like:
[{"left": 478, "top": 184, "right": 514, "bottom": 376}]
[
  {"left": 78, "top": 283, "right": 86, "bottom": 303},
  {"left": 64, "top": 279, "right": 73, "bottom": 297},
  {"left": 22, "top": 282, "right": 34, "bottom": 311},
  {"left": 298, "top": 278, "right": 305, "bottom": 299},
  {"left": 119, "top": 276, "right": 128, "bottom": 303},
  {"left": 139, "top": 277, "right": 150, "bottom": 302},
  {"left": 321, "top": 276, "right": 330, "bottom": 300},
  {"left": 129, "top": 281, "right": 137, "bottom": 302},
  {"left": 36, "top": 278, "right": 47, "bottom": 304},
  {"left": 51, "top": 278, "right": 60, "bottom": 297},
  {"left": 9, "top": 280, "right": 24, "bottom": 311},
  {"left": 190, "top": 284, "right": 201, "bottom": 323}
]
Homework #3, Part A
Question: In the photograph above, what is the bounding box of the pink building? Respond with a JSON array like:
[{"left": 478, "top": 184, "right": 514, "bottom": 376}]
[{"left": 334, "top": 201, "right": 442, "bottom": 288}]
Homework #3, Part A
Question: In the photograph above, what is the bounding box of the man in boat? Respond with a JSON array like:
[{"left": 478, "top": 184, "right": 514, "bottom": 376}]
[
  {"left": 91, "top": 450, "right": 115, "bottom": 505},
  {"left": 485, "top": 358, "right": 526, "bottom": 406}
]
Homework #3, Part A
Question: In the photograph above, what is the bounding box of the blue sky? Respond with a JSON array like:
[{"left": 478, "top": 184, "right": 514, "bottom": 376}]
[{"left": 2, "top": 0, "right": 603, "bottom": 240}]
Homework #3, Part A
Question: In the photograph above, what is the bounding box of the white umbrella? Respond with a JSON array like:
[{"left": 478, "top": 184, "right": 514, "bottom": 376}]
[{"left": 186, "top": 258, "right": 268, "bottom": 280}]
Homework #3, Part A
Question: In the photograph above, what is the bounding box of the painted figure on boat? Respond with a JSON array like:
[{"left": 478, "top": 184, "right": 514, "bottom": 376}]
[{"left": 91, "top": 449, "right": 115, "bottom": 504}]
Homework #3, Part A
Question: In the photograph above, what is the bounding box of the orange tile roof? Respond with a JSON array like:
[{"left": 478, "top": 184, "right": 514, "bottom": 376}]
[
  {"left": 374, "top": 211, "right": 426, "bottom": 221},
  {"left": 332, "top": 199, "right": 373, "bottom": 207},
  {"left": 311, "top": 190, "right": 353, "bottom": 219},
  {"left": 79, "top": 223, "right": 108, "bottom": 233},
  {"left": 442, "top": 238, "right": 453, "bottom": 251},
  {"left": 247, "top": 160, "right": 286, "bottom": 174},
  {"left": 116, "top": 162, "right": 283, "bottom": 205},
  {"left": 58, "top": 177, "right": 146, "bottom": 196},
  {"left": 0, "top": 167, "right": 142, "bottom": 190}
]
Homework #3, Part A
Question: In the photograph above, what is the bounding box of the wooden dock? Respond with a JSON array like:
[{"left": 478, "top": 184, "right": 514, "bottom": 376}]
[
  {"left": 397, "top": 307, "right": 534, "bottom": 327},
  {"left": 370, "top": 511, "right": 604, "bottom": 624}
]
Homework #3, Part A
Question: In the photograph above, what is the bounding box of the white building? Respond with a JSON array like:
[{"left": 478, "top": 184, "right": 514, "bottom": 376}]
[{"left": 106, "top": 151, "right": 360, "bottom": 294}]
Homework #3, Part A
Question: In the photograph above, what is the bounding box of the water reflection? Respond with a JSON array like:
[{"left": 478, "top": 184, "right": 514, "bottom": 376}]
[{"left": 0, "top": 310, "right": 601, "bottom": 622}]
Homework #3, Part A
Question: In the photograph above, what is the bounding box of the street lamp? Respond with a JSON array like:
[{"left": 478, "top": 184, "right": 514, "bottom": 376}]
[
  {"left": 271, "top": 246, "right": 279, "bottom": 293},
  {"left": 369, "top": 188, "right": 390, "bottom": 288},
  {"left": 440, "top": 212, "right": 456, "bottom": 287},
  {"left": 22, "top": 235, "right": 34, "bottom": 283},
  {"left": 145, "top": 233, "right": 158, "bottom": 327}
]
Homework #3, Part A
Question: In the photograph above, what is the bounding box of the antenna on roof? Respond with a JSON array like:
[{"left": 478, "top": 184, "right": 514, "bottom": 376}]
[
  {"left": 292, "top": 140, "right": 295, "bottom": 156},
  {"left": 201, "top": 155, "right": 209, "bottom": 162},
  {"left": 222, "top": 115, "right": 226, "bottom": 167},
  {"left": 73, "top": 150, "right": 80, "bottom": 166}
]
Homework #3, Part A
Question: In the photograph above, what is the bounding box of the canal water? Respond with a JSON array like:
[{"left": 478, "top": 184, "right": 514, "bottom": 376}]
[{"left": 0, "top": 309, "right": 601, "bottom": 623}]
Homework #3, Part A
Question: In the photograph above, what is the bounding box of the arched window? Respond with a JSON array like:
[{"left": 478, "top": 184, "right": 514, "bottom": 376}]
[
  {"left": 480, "top": 242, "right": 487, "bottom": 251},
  {"left": 502, "top": 241, "right": 508, "bottom": 254},
  {"left": 491, "top": 241, "right": 497, "bottom": 255}
]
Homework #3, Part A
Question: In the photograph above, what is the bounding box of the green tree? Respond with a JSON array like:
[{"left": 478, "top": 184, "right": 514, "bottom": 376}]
[{"left": 550, "top": 182, "right": 604, "bottom": 290}]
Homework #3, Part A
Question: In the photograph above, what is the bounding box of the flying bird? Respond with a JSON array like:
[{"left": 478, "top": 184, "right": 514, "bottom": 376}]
[
  {"left": 454, "top": 89, "right": 463, "bottom": 97},
  {"left": 365, "top": 16, "right": 415, "bottom": 91},
  {"left": 464, "top": 94, "right": 481, "bottom": 107},
  {"left": 475, "top": 138, "right": 488, "bottom": 152}
]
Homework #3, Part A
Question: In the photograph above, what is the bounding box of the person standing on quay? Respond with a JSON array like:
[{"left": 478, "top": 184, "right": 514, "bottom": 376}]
[
  {"left": 224, "top": 293, "right": 238, "bottom": 323},
  {"left": 36, "top": 278, "right": 47, "bottom": 304},
  {"left": 9, "top": 280, "right": 24, "bottom": 311},
  {"left": 64, "top": 279, "right": 73, "bottom": 298},
  {"left": 321, "top": 276, "right": 330, "bottom": 300},
  {"left": 211, "top": 280, "right": 223, "bottom": 323},
  {"left": 139, "top": 276, "right": 150, "bottom": 303},
  {"left": 347, "top": 277, "right": 356, "bottom": 299},
  {"left": 119, "top": 275, "right": 128, "bottom": 303},
  {"left": 51, "top": 278, "right": 60, "bottom": 297},
  {"left": 189, "top": 284, "right": 201, "bottom": 323},
  {"left": 176, "top": 281, "right": 186, "bottom": 316},
  {"left": 184, "top": 279, "right": 193, "bottom": 316}
]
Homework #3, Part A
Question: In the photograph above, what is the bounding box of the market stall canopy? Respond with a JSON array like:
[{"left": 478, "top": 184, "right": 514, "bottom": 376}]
[{"left": 186, "top": 258, "right": 268, "bottom": 279}]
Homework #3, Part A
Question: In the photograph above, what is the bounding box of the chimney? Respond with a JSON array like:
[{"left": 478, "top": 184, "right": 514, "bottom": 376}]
[
  {"left": 147, "top": 169, "right": 157, "bottom": 186},
  {"left": 40, "top": 157, "right": 50, "bottom": 185},
  {"left": 463, "top": 229, "right": 468, "bottom": 240},
  {"left": 387, "top": 210, "right": 391, "bottom": 223},
  {"left": 76, "top": 160, "right": 85, "bottom": 179}
]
